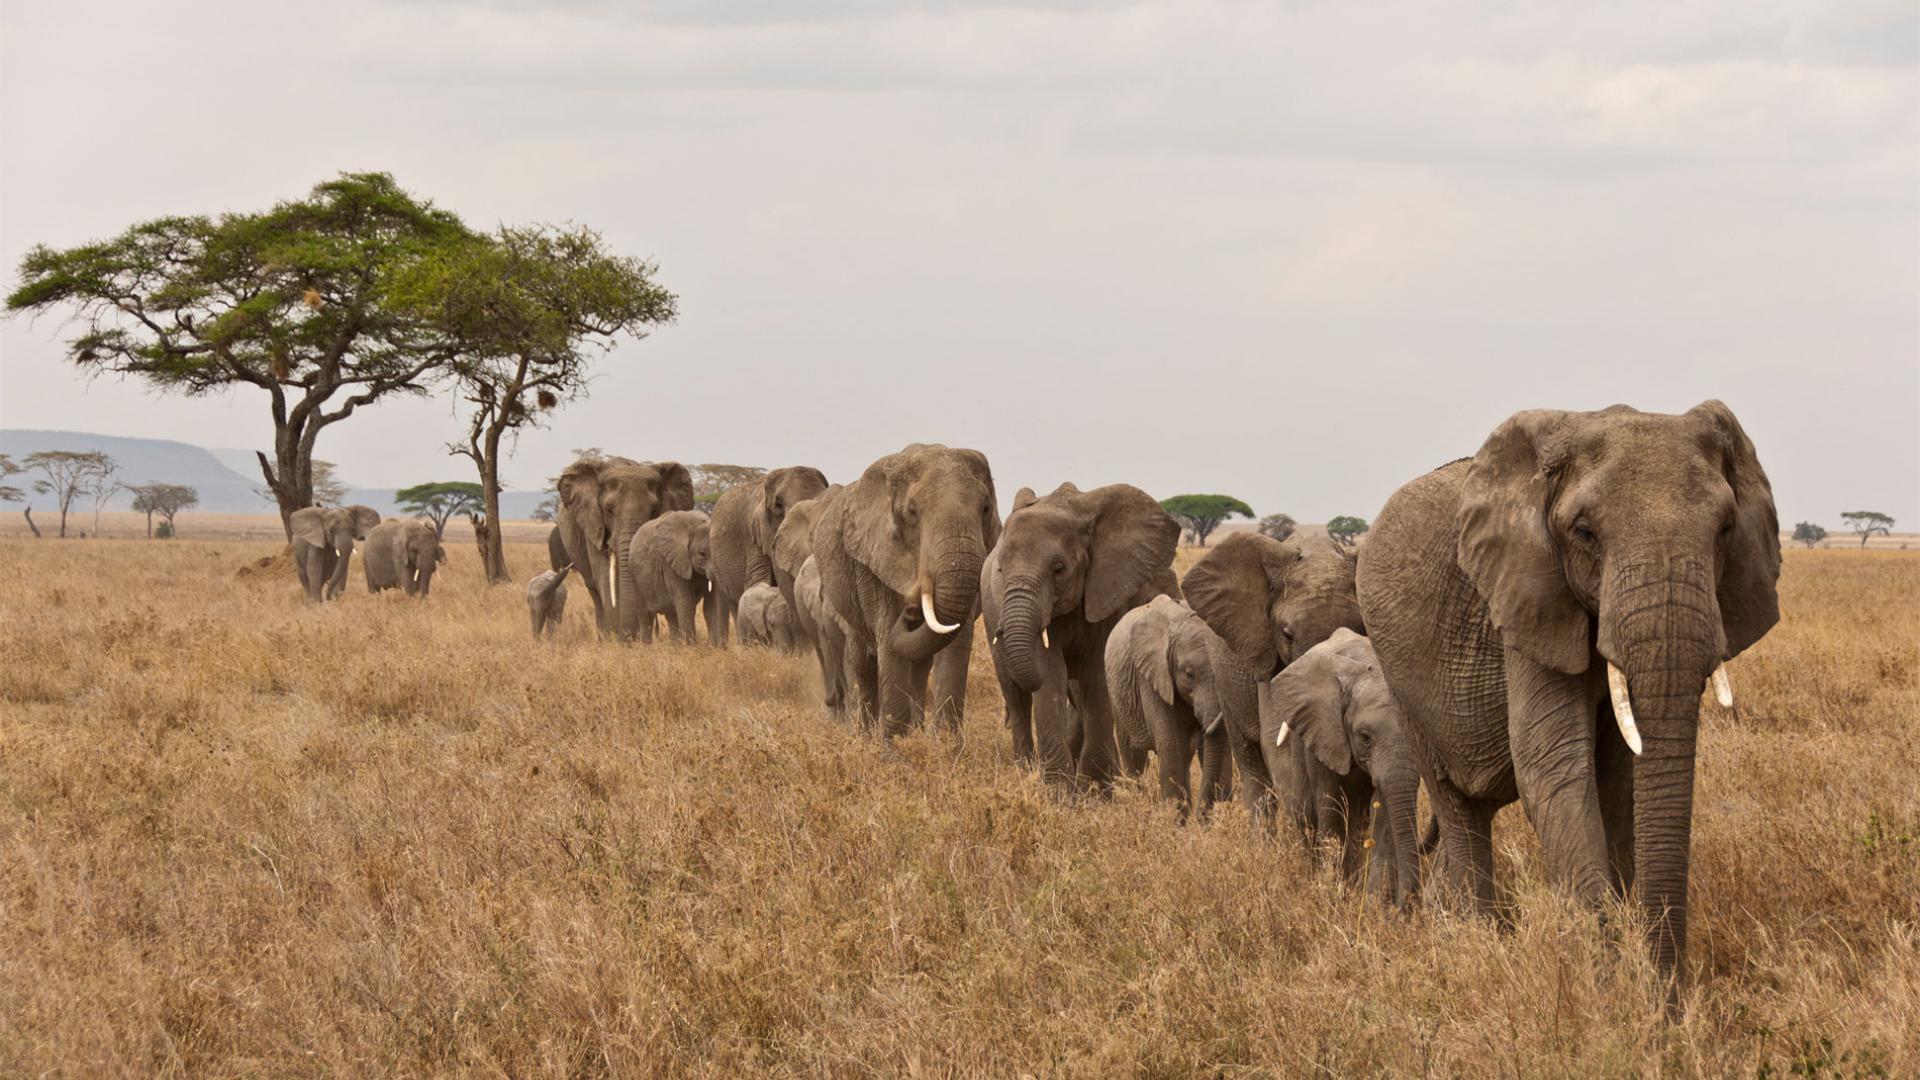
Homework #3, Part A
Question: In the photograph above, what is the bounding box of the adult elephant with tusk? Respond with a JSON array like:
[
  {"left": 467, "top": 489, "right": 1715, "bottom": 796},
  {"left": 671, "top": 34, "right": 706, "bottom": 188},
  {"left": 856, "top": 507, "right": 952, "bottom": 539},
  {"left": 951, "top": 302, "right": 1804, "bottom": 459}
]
[
  {"left": 709, "top": 465, "right": 830, "bottom": 648},
  {"left": 289, "top": 505, "right": 382, "bottom": 602},
  {"left": 1355, "top": 401, "right": 1780, "bottom": 1000},
  {"left": 814, "top": 444, "right": 999, "bottom": 737},
  {"left": 981, "top": 482, "right": 1181, "bottom": 790},
  {"left": 554, "top": 455, "right": 697, "bottom": 639}
]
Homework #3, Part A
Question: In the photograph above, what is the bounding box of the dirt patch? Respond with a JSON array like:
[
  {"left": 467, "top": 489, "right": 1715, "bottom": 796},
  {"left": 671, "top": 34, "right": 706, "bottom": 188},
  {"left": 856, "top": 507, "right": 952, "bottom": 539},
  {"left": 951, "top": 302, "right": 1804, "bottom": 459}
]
[{"left": 236, "top": 546, "right": 295, "bottom": 580}]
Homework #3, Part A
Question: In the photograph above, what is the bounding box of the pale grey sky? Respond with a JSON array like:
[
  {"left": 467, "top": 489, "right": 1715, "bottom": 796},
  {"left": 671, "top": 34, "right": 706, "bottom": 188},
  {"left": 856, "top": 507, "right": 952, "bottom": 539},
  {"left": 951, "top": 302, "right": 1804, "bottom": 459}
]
[{"left": 2, "top": 0, "right": 1915, "bottom": 524}]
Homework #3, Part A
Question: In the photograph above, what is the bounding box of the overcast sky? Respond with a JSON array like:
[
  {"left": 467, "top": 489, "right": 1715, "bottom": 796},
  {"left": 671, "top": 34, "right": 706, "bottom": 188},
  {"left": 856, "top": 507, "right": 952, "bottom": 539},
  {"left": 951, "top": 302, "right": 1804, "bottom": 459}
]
[{"left": 2, "top": 1, "right": 1915, "bottom": 524}]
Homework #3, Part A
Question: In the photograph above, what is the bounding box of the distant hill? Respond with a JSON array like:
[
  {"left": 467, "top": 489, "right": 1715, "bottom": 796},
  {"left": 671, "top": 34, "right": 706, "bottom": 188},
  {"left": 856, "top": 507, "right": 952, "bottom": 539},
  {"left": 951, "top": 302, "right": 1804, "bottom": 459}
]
[{"left": 2, "top": 430, "right": 551, "bottom": 519}]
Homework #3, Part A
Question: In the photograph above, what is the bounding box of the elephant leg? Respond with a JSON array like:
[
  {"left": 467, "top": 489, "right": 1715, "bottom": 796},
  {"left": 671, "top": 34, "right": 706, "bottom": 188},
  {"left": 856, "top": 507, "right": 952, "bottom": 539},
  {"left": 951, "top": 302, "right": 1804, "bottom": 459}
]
[
  {"left": 1071, "top": 647, "right": 1119, "bottom": 791},
  {"left": 1234, "top": 736, "right": 1277, "bottom": 831},
  {"left": 1198, "top": 726, "right": 1231, "bottom": 822},
  {"left": 875, "top": 642, "right": 918, "bottom": 738},
  {"left": 1031, "top": 681, "right": 1078, "bottom": 789},
  {"left": 1338, "top": 777, "right": 1375, "bottom": 883},
  {"left": 1506, "top": 651, "right": 1612, "bottom": 907},
  {"left": 1594, "top": 696, "right": 1636, "bottom": 898},
  {"left": 639, "top": 608, "right": 656, "bottom": 644},
  {"left": 928, "top": 621, "right": 972, "bottom": 733},
  {"left": 1154, "top": 719, "right": 1195, "bottom": 823},
  {"left": 675, "top": 590, "right": 700, "bottom": 645},
  {"left": 711, "top": 590, "right": 733, "bottom": 648},
  {"left": 1003, "top": 676, "right": 1035, "bottom": 766},
  {"left": 1427, "top": 774, "right": 1498, "bottom": 916}
]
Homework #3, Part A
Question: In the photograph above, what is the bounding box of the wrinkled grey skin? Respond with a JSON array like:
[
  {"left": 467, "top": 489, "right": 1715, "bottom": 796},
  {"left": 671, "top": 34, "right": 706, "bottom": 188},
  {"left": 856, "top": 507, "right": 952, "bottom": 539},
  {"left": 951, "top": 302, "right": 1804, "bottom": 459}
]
[
  {"left": 710, "top": 466, "right": 830, "bottom": 648},
  {"left": 738, "top": 582, "right": 797, "bottom": 649},
  {"left": 363, "top": 519, "right": 446, "bottom": 597},
  {"left": 1181, "top": 532, "right": 1364, "bottom": 824},
  {"left": 555, "top": 456, "right": 696, "bottom": 639},
  {"left": 290, "top": 505, "right": 381, "bottom": 602},
  {"left": 980, "top": 483, "right": 1181, "bottom": 791},
  {"left": 774, "top": 488, "right": 847, "bottom": 710},
  {"left": 815, "top": 444, "right": 998, "bottom": 737},
  {"left": 1107, "top": 596, "right": 1247, "bottom": 823},
  {"left": 627, "top": 510, "right": 714, "bottom": 645},
  {"left": 1265, "top": 629, "right": 1421, "bottom": 908},
  {"left": 547, "top": 525, "right": 569, "bottom": 573},
  {"left": 1355, "top": 401, "right": 1780, "bottom": 996},
  {"left": 528, "top": 566, "right": 570, "bottom": 638},
  {"left": 794, "top": 555, "right": 854, "bottom": 715}
]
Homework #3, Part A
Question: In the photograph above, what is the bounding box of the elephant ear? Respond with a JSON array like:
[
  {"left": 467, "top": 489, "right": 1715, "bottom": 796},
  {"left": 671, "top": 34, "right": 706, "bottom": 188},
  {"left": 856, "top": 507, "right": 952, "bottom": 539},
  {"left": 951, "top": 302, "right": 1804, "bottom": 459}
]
[
  {"left": 1182, "top": 532, "right": 1291, "bottom": 676},
  {"left": 558, "top": 459, "right": 606, "bottom": 545},
  {"left": 1010, "top": 487, "right": 1040, "bottom": 515},
  {"left": 962, "top": 448, "right": 1001, "bottom": 552},
  {"left": 1104, "top": 605, "right": 1158, "bottom": 754},
  {"left": 1457, "top": 410, "right": 1591, "bottom": 675},
  {"left": 349, "top": 506, "right": 381, "bottom": 539},
  {"left": 1690, "top": 400, "right": 1782, "bottom": 658},
  {"left": 1138, "top": 599, "right": 1178, "bottom": 706},
  {"left": 290, "top": 508, "right": 327, "bottom": 548},
  {"left": 1209, "top": 632, "right": 1261, "bottom": 743},
  {"left": 653, "top": 462, "right": 696, "bottom": 514},
  {"left": 842, "top": 456, "right": 919, "bottom": 595},
  {"left": 1082, "top": 484, "right": 1181, "bottom": 623},
  {"left": 434, "top": 544, "right": 447, "bottom": 565},
  {"left": 1271, "top": 644, "right": 1363, "bottom": 777},
  {"left": 772, "top": 502, "right": 816, "bottom": 578}
]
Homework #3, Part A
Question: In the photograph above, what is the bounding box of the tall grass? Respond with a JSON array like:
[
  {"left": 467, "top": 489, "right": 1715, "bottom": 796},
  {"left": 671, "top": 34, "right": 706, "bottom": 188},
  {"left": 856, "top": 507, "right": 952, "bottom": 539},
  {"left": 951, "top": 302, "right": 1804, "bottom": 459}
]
[{"left": 0, "top": 539, "right": 1913, "bottom": 1076}]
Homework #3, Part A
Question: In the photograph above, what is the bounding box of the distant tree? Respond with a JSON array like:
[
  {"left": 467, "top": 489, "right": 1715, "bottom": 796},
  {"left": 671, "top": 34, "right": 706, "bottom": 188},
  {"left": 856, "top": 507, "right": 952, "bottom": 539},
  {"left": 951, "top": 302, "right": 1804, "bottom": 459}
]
[
  {"left": 1326, "top": 515, "right": 1370, "bottom": 548},
  {"left": 311, "top": 460, "right": 349, "bottom": 507},
  {"left": 6, "top": 173, "right": 480, "bottom": 540},
  {"left": 87, "top": 459, "right": 125, "bottom": 537},
  {"left": 396, "top": 481, "right": 484, "bottom": 538},
  {"left": 530, "top": 494, "right": 558, "bottom": 523},
  {"left": 1791, "top": 521, "right": 1828, "bottom": 549},
  {"left": 130, "top": 484, "right": 199, "bottom": 538},
  {"left": 1840, "top": 511, "right": 1894, "bottom": 548},
  {"left": 691, "top": 463, "right": 767, "bottom": 516},
  {"left": 393, "top": 225, "right": 678, "bottom": 583},
  {"left": 24, "top": 450, "right": 115, "bottom": 538},
  {"left": 1160, "top": 494, "right": 1254, "bottom": 547},
  {"left": 1258, "top": 513, "right": 1297, "bottom": 542},
  {"left": 0, "top": 454, "right": 33, "bottom": 537}
]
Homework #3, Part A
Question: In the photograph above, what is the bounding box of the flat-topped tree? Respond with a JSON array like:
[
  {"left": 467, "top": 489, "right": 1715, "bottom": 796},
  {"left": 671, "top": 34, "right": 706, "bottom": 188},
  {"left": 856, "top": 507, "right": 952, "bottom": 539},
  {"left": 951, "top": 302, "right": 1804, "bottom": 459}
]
[
  {"left": 396, "top": 481, "right": 484, "bottom": 538},
  {"left": 1840, "top": 510, "right": 1894, "bottom": 548},
  {"left": 1160, "top": 494, "right": 1254, "bottom": 547},
  {"left": 130, "top": 484, "right": 198, "bottom": 538},
  {"left": 393, "top": 226, "right": 677, "bottom": 583},
  {"left": 6, "top": 173, "right": 477, "bottom": 540}
]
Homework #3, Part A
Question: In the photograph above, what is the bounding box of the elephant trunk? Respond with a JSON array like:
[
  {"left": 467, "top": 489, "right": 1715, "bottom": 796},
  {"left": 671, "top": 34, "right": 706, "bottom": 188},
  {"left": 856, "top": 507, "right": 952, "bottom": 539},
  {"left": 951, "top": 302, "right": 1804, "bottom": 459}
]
[
  {"left": 1601, "top": 553, "right": 1719, "bottom": 991},
  {"left": 615, "top": 527, "right": 640, "bottom": 640},
  {"left": 997, "top": 576, "right": 1051, "bottom": 694},
  {"left": 1378, "top": 766, "right": 1423, "bottom": 909},
  {"left": 327, "top": 543, "right": 353, "bottom": 599},
  {"left": 585, "top": 541, "right": 613, "bottom": 630}
]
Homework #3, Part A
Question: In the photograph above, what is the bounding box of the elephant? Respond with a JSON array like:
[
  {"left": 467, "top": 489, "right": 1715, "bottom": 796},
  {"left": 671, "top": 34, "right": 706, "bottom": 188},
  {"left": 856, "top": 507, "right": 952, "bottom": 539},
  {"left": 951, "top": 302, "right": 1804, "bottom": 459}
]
[
  {"left": 1181, "top": 532, "right": 1365, "bottom": 825},
  {"left": 773, "top": 487, "right": 848, "bottom": 709},
  {"left": 737, "top": 582, "right": 797, "bottom": 649},
  {"left": 814, "top": 444, "right": 998, "bottom": 737},
  {"left": 289, "top": 505, "right": 382, "bottom": 602},
  {"left": 363, "top": 519, "right": 446, "bottom": 596},
  {"left": 554, "top": 456, "right": 696, "bottom": 638},
  {"left": 1265, "top": 628, "right": 1422, "bottom": 907},
  {"left": 626, "top": 510, "right": 715, "bottom": 645},
  {"left": 982, "top": 482, "right": 1181, "bottom": 790},
  {"left": 709, "top": 466, "right": 830, "bottom": 647},
  {"left": 547, "top": 525, "right": 568, "bottom": 573},
  {"left": 1354, "top": 401, "right": 1780, "bottom": 993},
  {"left": 528, "top": 566, "right": 570, "bottom": 638},
  {"left": 1107, "top": 595, "right": 1247, "bottom": 822}
]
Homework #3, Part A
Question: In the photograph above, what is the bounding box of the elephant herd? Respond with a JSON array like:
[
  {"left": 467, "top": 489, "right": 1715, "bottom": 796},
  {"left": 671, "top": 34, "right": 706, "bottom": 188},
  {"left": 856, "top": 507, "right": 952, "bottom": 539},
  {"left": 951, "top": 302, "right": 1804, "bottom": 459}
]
[
  {"left": 290, "top": 505, "right": 446, "bottom": 602},
  {"left": 300, "top": 400, "right": 1783, "bottom": 1001}
]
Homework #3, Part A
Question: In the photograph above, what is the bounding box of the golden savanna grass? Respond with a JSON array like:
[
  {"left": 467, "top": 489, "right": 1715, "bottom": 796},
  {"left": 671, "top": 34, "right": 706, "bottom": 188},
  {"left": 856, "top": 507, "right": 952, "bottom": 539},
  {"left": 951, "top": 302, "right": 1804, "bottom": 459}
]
[{"left": 0, "top": 537, "right": 1914, "bottom": 1076}]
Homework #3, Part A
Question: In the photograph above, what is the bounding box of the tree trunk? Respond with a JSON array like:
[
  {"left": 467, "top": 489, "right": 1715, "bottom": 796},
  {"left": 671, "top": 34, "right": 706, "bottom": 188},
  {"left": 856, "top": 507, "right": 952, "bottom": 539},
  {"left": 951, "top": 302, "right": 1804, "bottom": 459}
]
[
  {"left": 22, "top": 508, "right": 40, "bottom": 538},
  {"left": 477, "top": 419, "right": 510, "bottom": 584},
  {"left": 145, "top": 510, "right": 153, "bottom": 539}
]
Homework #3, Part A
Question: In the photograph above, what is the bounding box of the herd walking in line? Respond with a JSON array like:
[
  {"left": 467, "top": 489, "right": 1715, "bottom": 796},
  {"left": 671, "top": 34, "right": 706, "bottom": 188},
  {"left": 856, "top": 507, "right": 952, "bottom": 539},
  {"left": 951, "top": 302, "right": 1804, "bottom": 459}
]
[{"left": 291, "top": 399, "right": 1782, "bottom": 1002}]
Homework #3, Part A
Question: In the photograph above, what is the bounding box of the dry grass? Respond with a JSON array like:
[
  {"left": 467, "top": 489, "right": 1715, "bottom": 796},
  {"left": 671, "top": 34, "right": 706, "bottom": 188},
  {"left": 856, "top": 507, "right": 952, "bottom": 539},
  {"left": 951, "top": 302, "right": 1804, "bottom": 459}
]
[{"left": 0, "top": 538, "right": 1914, "bottom": 1077}]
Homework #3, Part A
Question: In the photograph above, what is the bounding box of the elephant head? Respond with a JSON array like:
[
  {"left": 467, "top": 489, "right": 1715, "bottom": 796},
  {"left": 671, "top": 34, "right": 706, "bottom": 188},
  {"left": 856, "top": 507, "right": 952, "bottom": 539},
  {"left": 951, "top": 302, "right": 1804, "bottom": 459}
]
[
  {"left": 636, "top": 510, "right": 712, "bottom": 588},
  {"left": 752, "top": 467, "right": 831, "bottom": 556},
  {"left": 1268, "top": 628, "right": 1420, "bottom": 908},
  {"left": 400, "top": 520, "right": 445, "bottom": 596},
  {"left": 990, "top": 482, "right": 1179, "bottom": 693},
  {"left": 1454, "top": 400, "right": 1779, "bottom": 972},
  {"left": 557, "top": 455, "right": 695, "bottom": 635},
  {"left": 773, "top": 485, "right": 841, "bottom": 584},
  {"left": 841, "top": 444, "right": 999, "bottom": 660},
  {"left": 291, "top": 504, "right": 381, "bottom": 597},
  {"left": 1182, "top": 532, "right": 1362, "bottom": 679}
]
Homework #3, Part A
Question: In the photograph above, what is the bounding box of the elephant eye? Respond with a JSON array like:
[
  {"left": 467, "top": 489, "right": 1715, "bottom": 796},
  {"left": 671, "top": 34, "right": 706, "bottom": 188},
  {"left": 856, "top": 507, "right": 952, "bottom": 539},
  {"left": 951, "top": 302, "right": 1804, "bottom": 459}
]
[
  {"left": 1571, "top": 518, "right": 1597, "bottom": 544},
  {"left": 1052, "top": 557, "right": 1067, "bottom": 576},
  {"left": 1280, "top": 625, "right": 1295, "bottom": 642}
]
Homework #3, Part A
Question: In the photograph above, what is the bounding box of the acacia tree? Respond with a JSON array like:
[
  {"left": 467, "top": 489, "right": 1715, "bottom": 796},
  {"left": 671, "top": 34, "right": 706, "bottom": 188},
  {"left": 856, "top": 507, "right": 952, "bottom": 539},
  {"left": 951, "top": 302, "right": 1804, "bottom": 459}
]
[
  {"left": 1791, "top": 521, "right": 1827, "bottom": 549},
  {"left": 310, "top": 460, "right": 350, "bottom": 507},
  {"left": 131, "top": 484, "right": 199, "bottom": 538},
  {"left": 1327, "top": 515, "right": 1370, "bottom": 547},
  {"left": 1160, "top": 494, "right": 1254, "bottom": 547},
  {"left": 23, "top": 450, "right": 115, "bottom": 538},
  {"left": 1840, "top": 511, "right": 1894, "bottom": 548},
  {"left": 396, "top": 481, "right": 483, "bottom": 538},
  {"left": 691, "top": 464, "right": 766, "bottom": 515},
  {"left": 87, "top": 458, "right": 124, "bottom": 537},
  {"left": 0, "top": 455, "right": 33, "bottom": 537},
  {"left": 1258, "top": 513, "right": 1296, "bottom": 541},
  {"left": 6, "top": 173, "right": 477, "bottom": 540},
  {"left": 395, "top": 226, "right": 677, "bottom": 583}
]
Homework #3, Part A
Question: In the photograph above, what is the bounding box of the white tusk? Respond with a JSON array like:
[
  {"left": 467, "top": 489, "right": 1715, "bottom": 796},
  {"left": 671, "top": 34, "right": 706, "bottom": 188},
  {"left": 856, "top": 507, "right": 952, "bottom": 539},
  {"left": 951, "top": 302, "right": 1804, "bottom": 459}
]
[
  {"left": 1607, "top": 662, "right": 1643, "bottom": 755},
  {"left": 608, "top": 561, "right": 618, "bottom": 609},
  {"left": 706, "top": 577, "right": 712, "bottom": 593},
  {"left": 1040, "top": 627, "right": 1050, "bottom": 649},
  {"left": 1275, "top": 721, "right": 1290, "bottom": 748},
  {"left": 1711, "top": 664, "right": 1733, "bottom": 708},
  {"left": 1204, "top": 714, "right": 1223, "bottom": 736},
  {"left": 921, "top": 591, "right": 960, "bottom": 634}
]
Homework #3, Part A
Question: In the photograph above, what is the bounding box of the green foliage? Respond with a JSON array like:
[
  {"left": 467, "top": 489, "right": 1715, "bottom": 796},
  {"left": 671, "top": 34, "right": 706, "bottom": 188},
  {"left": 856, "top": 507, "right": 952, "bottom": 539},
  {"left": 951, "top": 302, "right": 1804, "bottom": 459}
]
[
  {"left": 1160, "top": 494, "right": 1254, "bottom": 547},
  {"left": 1792, "top": 521, "right": 1828, "bottom": 548},
  {"left": 1326, "top": 515, "right": 1370, "bottom": 547},
  {"left": 1258, "top": 513, "right": 1296, "bottom": 541},
  {"left": 0, "top": 454, "right": 22, "bottom": 504},
  {"left": 154, "top": 521, "right": 174, "bottom": 539},
  {"left": 22, "top": 451, "right": 115, "bottom": 538},
  {"left": 1840, "top": 511, "right": 1894, "bottom": 547},
  {"left": 396, "top": 481, "right": 485, "bottom": 535}
]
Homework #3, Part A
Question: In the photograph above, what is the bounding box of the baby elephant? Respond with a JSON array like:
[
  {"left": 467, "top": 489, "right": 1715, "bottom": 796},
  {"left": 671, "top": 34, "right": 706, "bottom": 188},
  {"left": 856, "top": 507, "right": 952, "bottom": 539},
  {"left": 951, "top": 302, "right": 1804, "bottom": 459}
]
[
  {"left": 628, "top": 510, "right": 714, "bottom": 644},
  {"left": 364, "top": 519, "right": 446, "bottom": 596},
  {"left": 528, "top": 566, "right": 570, "bottom": 638},
  {"left": 1108, "top": 595, "right": 1251, "bottom": 822},
  {"left": 737, "top": 582, "right": 797, "bottom": 650},
  {"left": 1265, "top": 628, "right": 1421, "bottom": 908}
]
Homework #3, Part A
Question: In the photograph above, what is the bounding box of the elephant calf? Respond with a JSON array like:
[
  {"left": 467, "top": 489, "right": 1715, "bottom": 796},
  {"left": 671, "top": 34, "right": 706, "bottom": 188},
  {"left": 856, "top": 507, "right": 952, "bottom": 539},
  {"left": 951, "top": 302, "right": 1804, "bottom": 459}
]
[
  {"left": 1264, "top": 628, "right": 1422, "bottom": 908},
  {"left": 1107, "top": 595, "right": 1250, "bottom": 823},
  {"left": 627, "top": 510, "right": 714, "bottom": 644},
  {"left": 795, "top": 555, "right": 854, "bottom": 713},
  {"left": 738, "top": 582, "right": 797, "bottom": 650},
  {"left": 364, "top": 519, "right": 446, "bottom": 596},
  {"left": 528, "top": 567, "right": 570, "bottom": 638}
]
